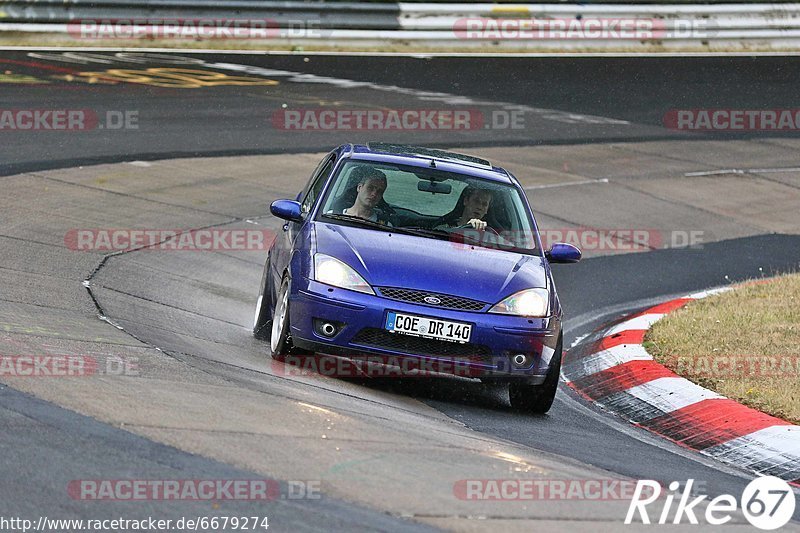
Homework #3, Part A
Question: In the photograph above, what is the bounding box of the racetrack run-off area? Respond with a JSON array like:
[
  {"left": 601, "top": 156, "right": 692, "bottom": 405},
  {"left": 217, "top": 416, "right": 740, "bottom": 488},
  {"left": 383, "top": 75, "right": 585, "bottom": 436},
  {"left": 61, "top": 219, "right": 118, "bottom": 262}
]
[{"left": 564, "top": 288, "right": 800, "bottom": 485}]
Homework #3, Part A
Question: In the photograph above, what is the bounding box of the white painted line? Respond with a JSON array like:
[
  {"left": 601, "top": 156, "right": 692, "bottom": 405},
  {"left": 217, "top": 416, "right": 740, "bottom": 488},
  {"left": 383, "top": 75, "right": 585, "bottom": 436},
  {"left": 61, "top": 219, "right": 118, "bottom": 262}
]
[
  {"left": 605, "top": 313, "right": 665, "bottom": 335},
  {"left": 686, "top": 287, "right": 733, "bottom": 299},
  {"left": 749, "top": 167, "right": 800, "bottom": 174},
  {"left": 573, "top": 328, "right": 610, "bottom": 347},
  {"left": 17, "top": 49, "right": 628, "bottom": 127},
  {"left": 685, "top": 169, "right": 748, "bottom": 177},
  {"left": 568, "top": 333, "right": 590, "bottom": 349},
  {"left": 524, "top": 178, "right": 608, "bottom": 191},
  {"left": 563, "top": 291, "right": 692, "bottom": 347},
  {"left": 556, "top": 385, "right": 755, "bottom": 482},
  {"left": 569, "top": 343, "right": 653, "bottom": 378},
  {"left": 714, "top": 425, "right": 800, "bottom": 457},
  {"left": 209, "top": 61, "right": 631, "bottom": 126},
  {"left": 685, "top": 166, "right": 800, "bottom": 177},
  {"left": 704, "top": 425, "right": 800, "bottom": 477},
  {"left": 624, "top": 376, "right": 724, "bottom": 415}
]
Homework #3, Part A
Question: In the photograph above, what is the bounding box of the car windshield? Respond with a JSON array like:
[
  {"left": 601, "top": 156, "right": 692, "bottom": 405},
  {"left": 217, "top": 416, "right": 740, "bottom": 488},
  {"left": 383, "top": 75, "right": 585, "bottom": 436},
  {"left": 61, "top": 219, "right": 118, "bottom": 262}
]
[{"left": 317, "top": 159, "right": 540, "bottom": 253}]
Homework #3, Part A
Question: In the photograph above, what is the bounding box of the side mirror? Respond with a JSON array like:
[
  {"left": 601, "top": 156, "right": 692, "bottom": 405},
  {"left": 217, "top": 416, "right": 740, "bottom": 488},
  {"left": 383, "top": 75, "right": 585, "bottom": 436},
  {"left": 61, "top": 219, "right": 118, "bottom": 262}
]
[
  {"left": 270, "top": 200, "right": 303, "bottom": 223},
  {"left": 546, "top": 242, "right": 581, "bottom": 263}
]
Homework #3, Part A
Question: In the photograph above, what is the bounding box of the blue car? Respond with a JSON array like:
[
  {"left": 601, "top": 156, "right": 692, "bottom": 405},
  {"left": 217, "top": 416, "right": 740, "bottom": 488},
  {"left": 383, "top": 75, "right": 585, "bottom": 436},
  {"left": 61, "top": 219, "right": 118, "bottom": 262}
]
[{"left": 254, "top": 143, "right": 581, "bottom": 413}]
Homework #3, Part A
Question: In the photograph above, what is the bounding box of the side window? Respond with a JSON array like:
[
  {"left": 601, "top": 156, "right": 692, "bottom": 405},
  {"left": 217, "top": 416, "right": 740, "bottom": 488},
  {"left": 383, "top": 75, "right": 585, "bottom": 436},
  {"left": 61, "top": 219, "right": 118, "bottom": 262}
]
[{"left": 302, "top": 156, "right": 335, "bottom": 213}]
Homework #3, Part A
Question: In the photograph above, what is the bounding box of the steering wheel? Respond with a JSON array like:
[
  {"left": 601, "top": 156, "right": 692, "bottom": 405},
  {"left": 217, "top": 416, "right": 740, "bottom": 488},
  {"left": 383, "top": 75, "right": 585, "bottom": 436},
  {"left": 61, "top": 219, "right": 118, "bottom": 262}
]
[{"left": 454, "top": 223, "right": 500, "bottom": 236}]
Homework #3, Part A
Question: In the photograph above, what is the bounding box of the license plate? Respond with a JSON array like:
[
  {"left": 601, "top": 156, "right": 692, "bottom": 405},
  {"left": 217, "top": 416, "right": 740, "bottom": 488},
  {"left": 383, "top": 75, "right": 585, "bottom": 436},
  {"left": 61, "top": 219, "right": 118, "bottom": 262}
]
[{"left": 385, "top": 312, "right": 472, "bottom": 343}]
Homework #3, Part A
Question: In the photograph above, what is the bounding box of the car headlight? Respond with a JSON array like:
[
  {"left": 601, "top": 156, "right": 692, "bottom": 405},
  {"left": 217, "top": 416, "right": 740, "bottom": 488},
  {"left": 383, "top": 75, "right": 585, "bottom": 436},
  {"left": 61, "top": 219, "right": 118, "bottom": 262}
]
[
  {"left": 488, "top": 288, "right": 549, "bottom": 317},
  {"left": 314, "top": 254, "right": 374, "bottom": 295}
]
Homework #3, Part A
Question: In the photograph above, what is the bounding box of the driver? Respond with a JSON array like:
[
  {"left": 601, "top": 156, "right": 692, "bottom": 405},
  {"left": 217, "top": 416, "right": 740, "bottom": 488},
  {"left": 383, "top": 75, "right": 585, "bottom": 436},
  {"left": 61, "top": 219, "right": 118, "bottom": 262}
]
[
  {"left": 338, "top": 168, "right": 393, "bottom": 226},
  {"left": 434, "top": 186, "right": 494, "bottom": 231}
]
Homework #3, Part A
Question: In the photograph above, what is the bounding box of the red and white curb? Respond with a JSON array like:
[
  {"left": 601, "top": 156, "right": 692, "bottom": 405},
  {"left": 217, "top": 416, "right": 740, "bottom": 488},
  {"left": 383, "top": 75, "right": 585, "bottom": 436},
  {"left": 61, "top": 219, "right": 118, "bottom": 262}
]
[{"left": 562, "top": 287, "right": 800, "bottom": 485}]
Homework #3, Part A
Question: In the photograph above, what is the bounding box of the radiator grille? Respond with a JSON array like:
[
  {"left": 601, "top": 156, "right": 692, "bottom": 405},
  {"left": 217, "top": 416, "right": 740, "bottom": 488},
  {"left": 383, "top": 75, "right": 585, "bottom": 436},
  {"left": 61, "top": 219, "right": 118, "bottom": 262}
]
[{"left": 377, "top": 287, "right": 486, "bottom": 311}]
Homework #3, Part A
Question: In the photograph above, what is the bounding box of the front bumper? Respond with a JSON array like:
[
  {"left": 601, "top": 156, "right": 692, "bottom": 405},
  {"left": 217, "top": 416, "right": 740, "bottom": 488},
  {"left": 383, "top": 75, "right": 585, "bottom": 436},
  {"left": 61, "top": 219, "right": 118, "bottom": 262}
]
[{"left": 288, "top": 278, "right": 561, "bottom": 380}]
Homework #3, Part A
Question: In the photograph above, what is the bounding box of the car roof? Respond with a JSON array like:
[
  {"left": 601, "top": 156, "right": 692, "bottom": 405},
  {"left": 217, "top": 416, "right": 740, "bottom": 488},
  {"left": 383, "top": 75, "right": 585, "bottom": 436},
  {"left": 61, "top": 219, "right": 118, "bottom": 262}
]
[{"left": 341, "top": 143, "right": 515, "bottom": 184}]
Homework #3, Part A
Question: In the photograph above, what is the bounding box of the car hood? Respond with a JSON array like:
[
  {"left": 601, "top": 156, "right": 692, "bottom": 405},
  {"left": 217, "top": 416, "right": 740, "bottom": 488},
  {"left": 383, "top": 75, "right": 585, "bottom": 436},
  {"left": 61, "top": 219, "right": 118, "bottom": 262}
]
[{"left": 314, "top": 222, "right": 548, "bottom": 303}]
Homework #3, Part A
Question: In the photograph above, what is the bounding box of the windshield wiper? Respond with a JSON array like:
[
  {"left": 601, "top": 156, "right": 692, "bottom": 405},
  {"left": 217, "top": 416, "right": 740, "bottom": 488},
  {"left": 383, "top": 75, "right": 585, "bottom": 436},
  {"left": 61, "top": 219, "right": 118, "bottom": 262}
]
[
  {"left": 458, "top": 233, "right": 533, "bottom": 253},
  {"left": 320, "top": 217, "right": 530, "bottom": 252},
  {"left": 322, "top": 215, "right": 453, "bottom": 239},
  {"left": 397, "top": 226, "right": 508, "bottom": 247},
  {"left": 395, "top": 226, "right": 451, "bottom": 240},
  {"left": 405, "top": 225, "right": 532, "bottom": 253},
  {"left": 321, "top": 213, "right": 395, "bottom": 231}
]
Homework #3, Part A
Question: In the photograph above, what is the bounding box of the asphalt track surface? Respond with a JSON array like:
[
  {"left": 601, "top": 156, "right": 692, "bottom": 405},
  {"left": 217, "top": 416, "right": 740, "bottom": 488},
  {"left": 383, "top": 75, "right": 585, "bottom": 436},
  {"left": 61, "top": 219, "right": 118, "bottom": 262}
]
[
  {"left": 3, "top": 51, "right": 800, "bottom": 176},
  {"left": 2, "top": 50, "right": 800, "bottom": 529}
]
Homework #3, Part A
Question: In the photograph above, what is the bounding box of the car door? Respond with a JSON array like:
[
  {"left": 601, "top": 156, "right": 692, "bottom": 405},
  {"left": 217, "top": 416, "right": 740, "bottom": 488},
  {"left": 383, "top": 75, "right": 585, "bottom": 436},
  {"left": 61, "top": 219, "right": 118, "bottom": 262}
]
[{"left": 270, "top": 152, "right": 337, "bottom": 288}]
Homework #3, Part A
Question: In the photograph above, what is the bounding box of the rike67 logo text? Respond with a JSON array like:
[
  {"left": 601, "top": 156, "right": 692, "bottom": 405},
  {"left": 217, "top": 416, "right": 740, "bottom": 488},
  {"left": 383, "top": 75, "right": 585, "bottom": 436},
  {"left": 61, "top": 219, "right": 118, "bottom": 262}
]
[{"left": 626, "top": 477, "right": 795, "bottom": 530}]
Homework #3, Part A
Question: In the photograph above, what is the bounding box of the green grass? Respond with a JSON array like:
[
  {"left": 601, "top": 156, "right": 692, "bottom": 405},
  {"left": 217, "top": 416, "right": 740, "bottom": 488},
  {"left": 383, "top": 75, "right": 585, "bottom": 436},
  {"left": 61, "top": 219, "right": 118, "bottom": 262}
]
[{"left": 645, "top": 273, "right": 800, "bottom": 424}]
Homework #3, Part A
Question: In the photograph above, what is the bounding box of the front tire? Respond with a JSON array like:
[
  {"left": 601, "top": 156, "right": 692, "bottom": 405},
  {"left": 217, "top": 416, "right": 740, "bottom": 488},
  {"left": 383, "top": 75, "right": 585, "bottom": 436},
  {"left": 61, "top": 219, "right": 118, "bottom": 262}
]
[
  {"left": 253, "top": 262, "right": 273, "bottom": 340},
  {"left": 508, "top": 334, "right": 563, "bottom": 414},
  {"left": 269, "top": 275, "right": 293, "bottom": 360}
]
